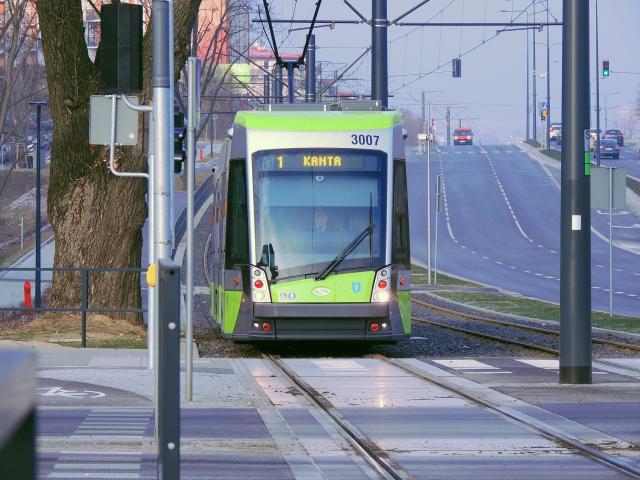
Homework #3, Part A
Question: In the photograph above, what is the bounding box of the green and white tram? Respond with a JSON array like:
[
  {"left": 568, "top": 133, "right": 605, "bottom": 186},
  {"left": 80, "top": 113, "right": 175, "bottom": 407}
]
[{"left": 209, "top": 107, "right": 411, "bottom": 341}]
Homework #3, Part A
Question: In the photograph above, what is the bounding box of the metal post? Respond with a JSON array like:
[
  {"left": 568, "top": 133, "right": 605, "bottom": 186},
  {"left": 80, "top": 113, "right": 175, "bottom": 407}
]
[
  {"left": 608, "top": 166, "right": 613, "bottom": 316},
  {"left": 286, "top": 62, "right": 295, "bottom": 103},
  {"left": 305, "top": 34, "right": 316, "bottom": 103},
  {"left": 426, "top": 100, "right": 432, "bottom": 284},
  {"left": 532, "top": 9, "right": 537, "bottom": 145},
  {"left": 168, "top": 2, "right": 176, "bottom": 252},
  {"left": 35, "top": 104, "right": 41, "bottom": 308},
  {"left": 275, "top": 65, "right": 283, "bottom": 103},
  {"left": 185, "top": 57, "right": 200, "bottom": 402},
  {"left": 446, "top": 107, "right": 451, "bottom": 146},
  {"left": 20, "top": 217, "right": 24, "bottom": 251},
  {"left": 371, "top": 0, "right": 388, "bottom": 109},
  {"left": 434, "top": 174, "right": 442, "bottom": 285},
  {"left": 604, "top": 95, "right": 608, "bottom": 130},
  {"left": 560, "top": 0, "right": 592, "bottom": 385},
  {"left": 546, "top": 1, "right": 551, "bottom": 150},
  {"left": 595, "top": 0, "right": 601, "bottom": 166},
  {"left": 152, "top": 0, "right": 173, "bottom": 263},
  {"left": 421, "top": 92, "right": 426, "bottom": 133},
  {"left": 147, "top": 114, "right": 156, "bottom": 369},
  {"left": 263, "top": 60, "right": 271, "bottom": 104},
  {"left": 526, "top": 24, "right": 530, "bottom": 140},
  {"left": 81, "top": 270, "right": 88, "bottom": 348},
  {"left": 157, "top": 259, "right": 180, "bottom": 479}
]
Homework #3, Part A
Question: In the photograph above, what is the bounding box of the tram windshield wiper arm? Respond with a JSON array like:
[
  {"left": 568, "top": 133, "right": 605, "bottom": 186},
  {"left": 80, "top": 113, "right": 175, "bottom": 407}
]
[{"left": 315, "top": 223, "right": 374, "bottom": 281}]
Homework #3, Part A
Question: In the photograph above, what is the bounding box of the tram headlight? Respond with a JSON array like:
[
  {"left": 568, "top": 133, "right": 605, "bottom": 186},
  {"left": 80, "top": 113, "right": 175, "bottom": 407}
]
[{"left": 371, "top": 267, "right": 391, "bottom": 303}]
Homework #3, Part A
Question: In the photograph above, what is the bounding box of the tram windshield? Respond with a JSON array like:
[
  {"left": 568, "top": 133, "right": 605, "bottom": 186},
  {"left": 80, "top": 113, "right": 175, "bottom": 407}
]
[{"left": 253, "top": 149, "right": 387, "bottom": 280}]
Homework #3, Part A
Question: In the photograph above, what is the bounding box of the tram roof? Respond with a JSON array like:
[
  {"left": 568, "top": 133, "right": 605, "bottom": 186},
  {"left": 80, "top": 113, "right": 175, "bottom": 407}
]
[{"left": 234, "top": 110, "right": 402, "bottom": 132}]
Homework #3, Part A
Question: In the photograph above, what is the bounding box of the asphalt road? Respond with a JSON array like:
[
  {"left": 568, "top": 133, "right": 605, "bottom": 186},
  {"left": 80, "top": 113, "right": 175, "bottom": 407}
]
[{"left": 407, "top": 144, "right": 640, "bottom": 316}]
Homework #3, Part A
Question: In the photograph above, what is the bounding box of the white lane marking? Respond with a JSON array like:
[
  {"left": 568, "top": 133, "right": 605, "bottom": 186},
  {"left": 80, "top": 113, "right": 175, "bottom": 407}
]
[
  {"left": 433, "top": 359, "right": 499, "bottom": 370},
  {"left": 516, "top": 359, "right": 559, "bottom": 370}
]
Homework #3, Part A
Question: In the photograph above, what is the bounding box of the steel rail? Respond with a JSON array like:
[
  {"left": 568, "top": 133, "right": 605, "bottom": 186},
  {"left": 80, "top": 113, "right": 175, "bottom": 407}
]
[
  {"left": 376, "top": 354, "right": 640, "bottom": 480},
  {"left": 411, "top": 297, "right": 640, "bottom": 353},
  {"left": 411, "top": 315, "right": 558, "bottom": 355},
  {"left": 264, "top": 354, "right": 411, "bottom": 480}
]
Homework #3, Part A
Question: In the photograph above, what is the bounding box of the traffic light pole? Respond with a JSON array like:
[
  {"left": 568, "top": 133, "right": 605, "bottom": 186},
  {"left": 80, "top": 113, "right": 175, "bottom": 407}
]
[
  {"left": 545, "top": 0, "right": 551, "bottom": 150},
  {"left": 532, "top": 9, "right": 537, "bottom": 145},
  {"left": 560, "top": 0, "right": 592, "bottom": 385},
  {"left": 371, "top": 0, "right": 388, "bottom": 109}
]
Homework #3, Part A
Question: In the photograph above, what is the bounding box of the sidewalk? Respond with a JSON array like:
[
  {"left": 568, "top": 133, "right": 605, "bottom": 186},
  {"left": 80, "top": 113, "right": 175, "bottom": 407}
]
[{"left": 30, "top": 345, "right": 640, "bottom": 479}]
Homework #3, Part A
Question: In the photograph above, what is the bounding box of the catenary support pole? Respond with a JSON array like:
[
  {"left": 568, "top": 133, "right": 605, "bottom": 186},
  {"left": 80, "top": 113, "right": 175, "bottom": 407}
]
[
  {"left": 185, "top": 57, "right": 200, "bottom": 402},
  {"left": 526, "top": 25, "right": 530, "bottom": 140},
  {"left": 446, "top": 107, "right": 451, "bottom": 146},
  {"left": 34, "top": 103, "right": 42, "bottom": 308},
  {"left": 594, "top": 0, "right": 601, "bottom": 166},
  {"left": 426, "top": 100, "right": 432, "bottom": 284},
  {"left": 286, "top": 62, "right": 295, "bottom": 103},
  {"left": 147, "top": 115, "right": 155, "bottom": 369},
  {"left": 546, "top": 0, "right": 551, "bottom": 150},
  {"left": 560, "top": 0, "right": 592, "bottom": 385},
  {"left": 371, "top": 0, "right": 388, "bottom": 109},
  {"left": 305, "top": 34, "right": 316, "bottom": 103},
  {"left": 264, "top": 61, "right": 271, "bottom": 103},
  {"left": 274, "top": 65, "right": 283, "bottom": 103},
  {"left": 608, "top": 166, "right": 613, "bottom": 316},
  {"left": 532, "top": 8, "right": 537, "bottom": 145}
]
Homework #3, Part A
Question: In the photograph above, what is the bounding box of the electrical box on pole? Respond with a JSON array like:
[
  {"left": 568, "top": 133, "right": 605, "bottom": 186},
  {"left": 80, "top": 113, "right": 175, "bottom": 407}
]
[
  {"left": 100, "top": 3, "right": 143, "bottom": 94},
  {"left": 452, "top": 58, "right": 461, "bottom": 78}
]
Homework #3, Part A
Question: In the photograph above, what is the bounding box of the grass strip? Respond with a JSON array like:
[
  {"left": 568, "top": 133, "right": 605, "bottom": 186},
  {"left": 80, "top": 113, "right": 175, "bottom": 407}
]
[
  {"left": 433, "top": 291, "right": 640, "bottom": 334},
  {"left": 411, "top": 265, "right": 481, "bottom": 287}
]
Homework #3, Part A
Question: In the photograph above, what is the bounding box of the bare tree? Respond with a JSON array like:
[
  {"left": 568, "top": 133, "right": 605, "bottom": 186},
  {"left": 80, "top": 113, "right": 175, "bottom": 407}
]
[
  {"left": 0, "top": 0, "right": 46, "bottom": 195},
  {"left": 36, "top": 0, "right": 202, "bottom": 323}
]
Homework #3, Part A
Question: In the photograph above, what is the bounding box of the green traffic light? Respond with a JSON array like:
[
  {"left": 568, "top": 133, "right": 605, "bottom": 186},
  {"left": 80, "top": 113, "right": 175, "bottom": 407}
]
[{"left": 603, "top": 61, "right": 610, "bottom": 77}]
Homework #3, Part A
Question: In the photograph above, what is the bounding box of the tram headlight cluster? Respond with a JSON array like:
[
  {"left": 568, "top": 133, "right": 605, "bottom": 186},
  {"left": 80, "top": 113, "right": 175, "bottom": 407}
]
[
  {"left": 371, "top": 268, "right": 391, "bottom": 303},
  {"left": 251, "top": 267, "right": 271, "bottom": 303}
]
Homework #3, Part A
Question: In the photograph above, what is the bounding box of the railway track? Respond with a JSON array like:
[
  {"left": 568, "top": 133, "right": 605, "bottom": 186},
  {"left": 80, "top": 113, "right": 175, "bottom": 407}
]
[
  {"left": 265, "top": 353, "right": 640, "bottom": 480},
  {"left": 411, "top": 297, "right": 640, "bottom": 355},
  {"left": 264, "top": 353, "right": 412, "bottom": 480}
]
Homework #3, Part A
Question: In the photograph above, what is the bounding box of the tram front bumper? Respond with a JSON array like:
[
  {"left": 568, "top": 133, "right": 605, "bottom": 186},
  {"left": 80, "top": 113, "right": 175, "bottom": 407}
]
[{"left": 232, "top": 302, "right": 406, "bottom": 341}]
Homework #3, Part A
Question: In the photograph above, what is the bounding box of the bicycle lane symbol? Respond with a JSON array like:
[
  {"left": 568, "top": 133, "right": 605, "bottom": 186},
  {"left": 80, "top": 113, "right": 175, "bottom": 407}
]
[{"left": 37, "top": 386, "right": 106, "bottom": 399}]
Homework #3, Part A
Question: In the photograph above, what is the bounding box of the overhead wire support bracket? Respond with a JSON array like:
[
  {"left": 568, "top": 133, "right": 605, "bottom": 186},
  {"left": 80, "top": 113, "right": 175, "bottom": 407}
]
[
  {"left": 343, "top": 0, "right": 368, "bottom": 24},
  {"left": 391, "top": 0, "right": 433, "bottom": 25},
  {"left": 297, "top": 0, "right": 323, "bottom": 66},
  {"left": 262, "top": 0, "right": 281, "bottom": 65}
]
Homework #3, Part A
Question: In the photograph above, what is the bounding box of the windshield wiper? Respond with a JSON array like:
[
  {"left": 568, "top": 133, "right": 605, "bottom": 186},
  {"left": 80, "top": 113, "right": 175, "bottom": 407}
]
[{"left": 315, "top": 223, "right": 375, "bottom": 281}]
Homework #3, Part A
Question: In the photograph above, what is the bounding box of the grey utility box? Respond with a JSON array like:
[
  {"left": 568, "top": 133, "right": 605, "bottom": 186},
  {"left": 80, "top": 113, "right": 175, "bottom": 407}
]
[{"left": 89, "top": 95, "right": 140, "bottom": 146}]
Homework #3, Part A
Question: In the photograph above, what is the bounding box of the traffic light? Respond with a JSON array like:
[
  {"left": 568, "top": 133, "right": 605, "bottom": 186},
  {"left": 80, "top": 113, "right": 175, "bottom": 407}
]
[
  {"left": 452, "top": 58, "right": 461, "bottom": 78},
  {"left": 541, "top": 108, "right": 548, "bottom": 121},
  {"left": 174, "top": 111, "right": 186, "bottom": 174},
  {"left": 603, "top": 60, "right": 610, "bottom": 78}
]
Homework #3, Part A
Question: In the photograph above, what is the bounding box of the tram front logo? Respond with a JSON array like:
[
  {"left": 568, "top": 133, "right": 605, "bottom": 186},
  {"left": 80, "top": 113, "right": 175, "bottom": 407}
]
[
  {"left": 311, "top": 287, "right": 331, "bottom": 297},
  {"left": 352, "top": 282, "right": 361, "bottom": 293}
]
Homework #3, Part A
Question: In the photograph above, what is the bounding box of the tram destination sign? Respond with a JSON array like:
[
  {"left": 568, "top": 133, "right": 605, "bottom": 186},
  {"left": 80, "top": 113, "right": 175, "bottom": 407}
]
[{"left": 254, "top": 149, "right": 384, "bottom": 172}]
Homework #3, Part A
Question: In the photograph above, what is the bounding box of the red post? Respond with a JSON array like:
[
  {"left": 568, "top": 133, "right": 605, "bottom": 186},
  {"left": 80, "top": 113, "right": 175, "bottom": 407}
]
[
  {"left": 199, "top": 146, "right": 203, "bottom": 161},
  {"left": 24, "top": 280, "right": 32, "bottom": 316}
]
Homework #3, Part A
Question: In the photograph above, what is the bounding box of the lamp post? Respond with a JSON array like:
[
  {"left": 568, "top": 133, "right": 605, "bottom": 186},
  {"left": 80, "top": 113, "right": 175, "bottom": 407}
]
[{"left": 28, "top": 101, "right": 48, "bottom": 309}]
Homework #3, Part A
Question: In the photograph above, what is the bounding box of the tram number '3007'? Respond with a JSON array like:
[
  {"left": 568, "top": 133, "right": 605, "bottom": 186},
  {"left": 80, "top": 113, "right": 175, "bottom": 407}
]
[{"left": 351, "top": 134, "right": 380, "bottom": 146}]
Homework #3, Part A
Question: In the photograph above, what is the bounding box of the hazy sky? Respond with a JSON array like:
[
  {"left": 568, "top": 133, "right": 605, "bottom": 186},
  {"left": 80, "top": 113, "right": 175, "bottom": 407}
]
[{"left": 258, "top": 0, "right": 640, "bottom": 143}]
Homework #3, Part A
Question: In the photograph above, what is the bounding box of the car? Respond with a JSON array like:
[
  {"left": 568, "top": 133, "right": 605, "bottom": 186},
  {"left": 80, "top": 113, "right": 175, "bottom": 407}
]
[
  {"left": 603, "top": 129, "right": 624, "bottom": 146},
  {"left": 453, "top": 128, "right": 473, "bottom": 145},
  {"left": 598, "top": 138, "right": 620, "bottom": 159},
  {"left": 549, "top": 123, "right": 562, "bottom": 142}
]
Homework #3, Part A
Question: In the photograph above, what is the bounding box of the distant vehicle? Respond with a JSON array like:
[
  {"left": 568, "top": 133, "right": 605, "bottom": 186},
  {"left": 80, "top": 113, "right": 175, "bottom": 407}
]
[
  {"left": 603, "top": 129, "right": 624, "bottom": 146},
  {"left": 598, "top": 138, "right": 620, "bottom": 159},
  {"left": 453, "top": 128, "right": 473, "bottom": 145},
  {"left": 549, "top": 123, "right": 562, "bottom": 142}
]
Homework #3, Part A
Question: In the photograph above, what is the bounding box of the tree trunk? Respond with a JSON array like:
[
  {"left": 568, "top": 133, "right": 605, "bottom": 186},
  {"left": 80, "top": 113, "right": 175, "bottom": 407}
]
[{"left": 37, "top": 0, "right": 201, "bottom": 324}]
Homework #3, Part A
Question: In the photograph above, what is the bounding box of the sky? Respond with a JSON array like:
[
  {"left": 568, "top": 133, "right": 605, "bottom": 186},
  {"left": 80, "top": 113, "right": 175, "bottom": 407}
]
[{"left": 255, "top": 0, "right": 640, "bottom": 143}]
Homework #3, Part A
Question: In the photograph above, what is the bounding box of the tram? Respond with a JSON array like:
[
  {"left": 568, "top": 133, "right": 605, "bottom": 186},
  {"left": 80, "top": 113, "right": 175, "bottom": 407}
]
[{"left": 209, "top": 104, "right": 411, "bottom": 341}]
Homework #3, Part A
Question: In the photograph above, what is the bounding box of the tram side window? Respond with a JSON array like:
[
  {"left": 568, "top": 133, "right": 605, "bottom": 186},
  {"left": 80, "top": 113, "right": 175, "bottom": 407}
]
[
  {"left": 225, "top": 160, "right": 249, "bottom": 266},
  {"left": 392, "top": 160, "right": 410, "bottom": 267}
]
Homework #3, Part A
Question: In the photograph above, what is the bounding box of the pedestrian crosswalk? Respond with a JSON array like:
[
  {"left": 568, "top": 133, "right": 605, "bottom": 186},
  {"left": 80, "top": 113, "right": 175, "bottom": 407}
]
[
  {"left": 73, "top": 409, "right": 152, "bottom": 436},
  {"left": 42, "top": 453, "right": 147, "bottom": 479}
]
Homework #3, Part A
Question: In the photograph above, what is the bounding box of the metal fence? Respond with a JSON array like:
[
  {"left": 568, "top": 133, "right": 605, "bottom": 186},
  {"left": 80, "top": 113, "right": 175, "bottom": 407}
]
[{"left": 0, "top": 266, "right": 146, "bottom": 347}]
